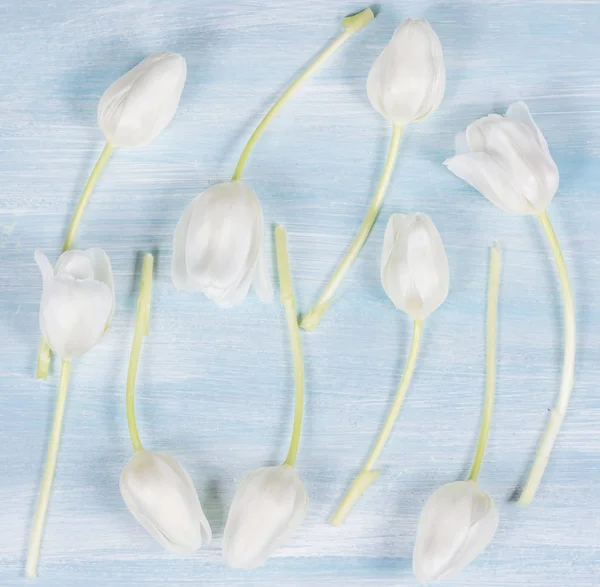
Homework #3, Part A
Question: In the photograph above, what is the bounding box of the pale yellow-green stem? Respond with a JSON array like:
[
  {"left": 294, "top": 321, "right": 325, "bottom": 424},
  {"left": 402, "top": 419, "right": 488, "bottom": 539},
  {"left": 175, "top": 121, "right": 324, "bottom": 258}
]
[
  {"left": 231, "top": 8, "right": 374, "bottom": 181},
  {"left": 469, "top": 243, "right": 502, "bottom": 482},
  {"left": 35, "top": 142, "right": 114, "bottom": 380},
  {"left": 275, "top": 226, "right": 305, "bottom": 467},
  {"left": 331, "top": 319, "right": 422, "bottom": 526},
  {"left": 126, "top": 254, "right": 154, "bottom": 453},
  {"left": 26, "top": 359, "right": 71, "bottom": 578},
  {"left": 519, "top": 211, "right": 575, "bottom": 505},
  {"left": 301, "top": 124, "right": 404, "bottom": 331}
]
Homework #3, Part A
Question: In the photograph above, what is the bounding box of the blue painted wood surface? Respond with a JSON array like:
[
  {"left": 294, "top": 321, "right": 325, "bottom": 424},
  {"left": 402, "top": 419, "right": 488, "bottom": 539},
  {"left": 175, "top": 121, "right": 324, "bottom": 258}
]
[{"left": 1, "top": 0, "right": 599, "bottom": 585}]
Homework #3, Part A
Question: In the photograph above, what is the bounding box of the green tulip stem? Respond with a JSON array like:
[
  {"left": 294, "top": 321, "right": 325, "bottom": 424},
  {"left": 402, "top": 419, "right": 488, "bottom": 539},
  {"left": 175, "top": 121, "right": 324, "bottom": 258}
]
[
  {"left": 231, "top": 8, "right": 374, "bottom": 181},
  {"left": 35, "top": 142, "right": 114, "bottom": 380},
  {"left": 126, "top": 253, "right": 154, "bottom": 453},
  {"left": 26, "top": 359, "right": 71, "bottom": 578},
  {"left": 301, "top": 124, "right": 404, "bottom": 331},
  {"left": 331, "top": 319, "right": 422, "bottom": 526},
  {"left": 276, "top": 226, "right": 305, "bottom": 468},
  {"left": 519, "top": 211, "right": 575, "bottom": 505},
  {"left": 469, "top": 243, "right": 502, "bottom": 482}
]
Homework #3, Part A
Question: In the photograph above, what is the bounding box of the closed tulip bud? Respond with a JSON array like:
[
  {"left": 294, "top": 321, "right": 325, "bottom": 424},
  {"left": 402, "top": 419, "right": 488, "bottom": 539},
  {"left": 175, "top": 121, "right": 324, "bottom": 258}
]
[
  {"left": 223, "top": 465, "right": 308, "bottom": 569},
  {"left": 120, "top": 450, "right": 211, "bottom": 554},
  {"left": 381, "top": 213, "right": 449, "bottom": 320},
  {"left": 172, "top": 181, "right": 273, "bottom": 307},
  {"left": 367, "top": 19, "right": 445, "bottom": 125},
  {"left": 98, "top": 52, "right": 186, "bottom": 147},
  {"left": 445, "top": 101, "right": 559, "bottom": 215},
  {"left": 35, "top": 248, "right": 115, "bottom": 359},
  {"left": 413, "top": 480, "right": 499, "bottom": 583}
]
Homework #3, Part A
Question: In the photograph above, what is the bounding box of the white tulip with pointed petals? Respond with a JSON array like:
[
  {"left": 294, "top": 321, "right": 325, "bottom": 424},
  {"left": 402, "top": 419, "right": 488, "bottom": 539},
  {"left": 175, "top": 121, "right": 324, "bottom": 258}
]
[
  {"left": 98, "top": 52, "right": 187, "bottom": 147},
  {"left": 172, "top": 181, "right": 273, "bottom": 307},
  {"left": 381, "top": 213, "right": 449, "bottom": 320},
  {"left": 222, "top": 465, "right": 307, "bottom": 569},
  {"left": 413, "top": 480, "right": 499, "bottom": 583},
  {"left": 35, "top": 248, "right": 115, "bottom": 359},
  {"left": 120, "top": 450, "right": 211, "bottom": 554},
  {"left": 367, "top": 18, "right": 445, "bottom": 125},
  {"left": 444, "top": 101, "right": 559, "bottom": 215}
]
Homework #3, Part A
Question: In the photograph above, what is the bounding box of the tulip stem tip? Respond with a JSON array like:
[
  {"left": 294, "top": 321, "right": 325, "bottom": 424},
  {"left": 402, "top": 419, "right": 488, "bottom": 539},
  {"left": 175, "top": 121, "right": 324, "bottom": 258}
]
[
  {"left": 468, "top": 244, "right": 501, "bottom": 483},
  {"left": 275, "top": 227, "right": 305, "bottom": 468},
  {"left": 231, "top": 11, "right": 372, "bottom": 182},
  {"left": 302, "top": 124, "right": 403, "bottom": 331},
  {"left": 126, "top": 254, "right": 154, "bottom": 453},
  {"left": 332, "top": 319, "right": 421, "bottom": 523},
  {"left": 26, "top": 359, "right": 71, "bottom": 578},
  {"left": 518, "top": 211, "right": 575, "bottom": 505}
]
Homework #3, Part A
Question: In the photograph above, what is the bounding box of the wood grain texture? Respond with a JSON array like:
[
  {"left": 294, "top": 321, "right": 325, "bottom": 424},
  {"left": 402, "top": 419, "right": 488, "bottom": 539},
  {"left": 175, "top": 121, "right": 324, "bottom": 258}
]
[{"left": 1, "top": 0, "right": 599, "bottom": 585}]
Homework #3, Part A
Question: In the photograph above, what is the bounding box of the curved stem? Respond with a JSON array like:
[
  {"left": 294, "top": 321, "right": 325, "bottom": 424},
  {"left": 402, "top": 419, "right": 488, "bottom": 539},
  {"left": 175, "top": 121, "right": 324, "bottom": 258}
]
[
  {"left": 519, "top": 211, "right": 575, "bottom": 505},
  {"left": 469, "top": 243, "right": 502, "bottom": 482},
  {"left": 26, "top": 359, "right": 71, "bottom": 578},
  {"left": 275, "top": 226, "right": 305, "bottom": 467},
  {"left": 231, "top": 8, "right": 374, "bottom": 181},
  {"left": 331, "top": 319, "right": 422, "bottom": 526},
  {"left": 301, "top": 124, "right": 404, "bottom": 331},
  {"left": 126, "top": 253, "right": 154, "bottom": 453},
  {"left": 35, "top": 142, "right": 114, "bottom": 380}
]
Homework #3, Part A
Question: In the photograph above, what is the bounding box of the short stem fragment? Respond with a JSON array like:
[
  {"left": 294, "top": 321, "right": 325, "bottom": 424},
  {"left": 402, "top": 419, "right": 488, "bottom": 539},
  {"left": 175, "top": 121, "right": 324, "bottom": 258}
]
[
  {"left": 469, "top": 243, "right": 501, "bottom": 482},
  {"left": 26, "top": 359, "right": 71, "bottom": 578},
  {"left": 331, "top": 319, "right": 422, "bottom": 526},
  {"left": 275, "top": 226, "right": 305, "bottom": 468},
  {"left": 301, "top": 124, "right": 403, "bottom": 331},
  {"left": 519, "top": 211, "right": 575, "bottom": 505},
  {"left": 126, "top": 254, "right": 154, "bottom": 453},
  {"left": 231, "top": 8, "right": 374, "bottom": 181}
]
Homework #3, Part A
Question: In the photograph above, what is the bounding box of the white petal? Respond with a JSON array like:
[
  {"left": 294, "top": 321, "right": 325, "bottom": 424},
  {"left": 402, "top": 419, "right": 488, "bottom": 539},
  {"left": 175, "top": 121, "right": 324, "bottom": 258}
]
[
  {"left": 223, "top": 465, "right": 308, "bottom": 569},
  {"left": 367, "top": 19, "right": 445, "bottom": 125},
  {"left": 120, "top": 451, "right": 211, "bottom": 554},
  {"left": 506, "top": 101, "right": 551, "bottom": 157},
  {"left": 98, "top": 52, "right": 187, "bottom": 147},
  {"left": 413, "top": 480, "right": 498, "bottom": 583},
  {"left": 85, "top": 248, "right": 116, "bottom": 322}
]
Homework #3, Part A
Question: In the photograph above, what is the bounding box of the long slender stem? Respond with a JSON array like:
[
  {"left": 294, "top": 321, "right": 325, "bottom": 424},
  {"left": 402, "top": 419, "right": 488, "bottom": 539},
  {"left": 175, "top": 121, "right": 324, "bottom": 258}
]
[
  {"left": 275, "top": 226, "right": 305, "bottom": 467},
  {"left": 26, "top": 359, "right": 71, "bottom": 578},
  {"left": 301, "top": 124, "right": 404, "bottom": 331},
  {"left": 126, "top": 254, "right": 154, "bottom": 453},
  {"left": 231, "top": 8, "right": 374, "bottom": 181},
  {"left": 35, "top": 142, "right": 114, "bottom": 380},
  {"left": 519, "top": 211, "right": 576, "bottom": 505},
  {"left": 331, "top": 319, "right": 422, "bottom": 526},
  {"left": 469, "top": 243, "right": 502, "bottom": 482}
]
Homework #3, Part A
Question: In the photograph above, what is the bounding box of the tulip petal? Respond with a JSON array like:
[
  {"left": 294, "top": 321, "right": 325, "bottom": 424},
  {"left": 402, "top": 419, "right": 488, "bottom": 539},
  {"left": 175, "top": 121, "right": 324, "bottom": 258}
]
[
  {"left": 223, "top": 465, "right": 307, "bottom": 569},
  {"left": 85, "top": 248, "right": 116, "bottom": 321},
  {"left": 506, "top": 101, "right": 552, "bottom": 157},
  {"left": 120, "top": 451, "right": 211, "bottom": 554}
]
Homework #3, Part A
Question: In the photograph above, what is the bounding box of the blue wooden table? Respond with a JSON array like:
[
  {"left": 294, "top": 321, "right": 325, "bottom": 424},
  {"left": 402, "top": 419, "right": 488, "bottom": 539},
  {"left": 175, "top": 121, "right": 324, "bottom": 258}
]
[{"left": 1, "top": 0, "right": 599, "bottom": 585}]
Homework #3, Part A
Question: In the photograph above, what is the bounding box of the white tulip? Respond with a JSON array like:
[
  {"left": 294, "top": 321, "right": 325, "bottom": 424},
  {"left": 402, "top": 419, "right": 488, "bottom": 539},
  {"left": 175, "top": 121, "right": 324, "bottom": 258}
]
[
  {"left": 413, "top": 480, "right": 499, "bottom": 583},
  {"left": 172, "top": 181, "right": 273, "bottom": 307},
  {"left": 98, "top": 52, "right": 186, "bottom": 147},
  {"left": 223, "top": 465, "right": 308, "bottom": 569},
  {"left": 367, "top": 19, "right": 445, "bottom": 125},
  {"left": 35, "top": 248, "right": 114, "bottom": 359},
  {"left": 444, "top": 101, "right": 559, "bottom": 215},
  {"left": 381, "top": 213, "right": 449, "bottom": 320},
  {"left": 120, "top": 450, "right": 211, "bottom": 554}
]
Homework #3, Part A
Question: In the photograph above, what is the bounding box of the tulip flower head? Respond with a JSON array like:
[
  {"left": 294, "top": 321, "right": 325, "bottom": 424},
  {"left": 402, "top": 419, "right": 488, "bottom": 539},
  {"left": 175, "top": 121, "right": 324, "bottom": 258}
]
[
  {"left": 413, "top": 480, "right": 499, "bottom": 583},
  {"left": 223, "top": 465, "right": 308, "bottom": 569},
  {"left": 367, "top": 18, "right": 446, "bottom": 125},
  {"left": 98, "top": 52, "right": 187, "bottom": 148},
  {"left": 444, "top": 101, "right": 558, "bottom": 215},
  {"left": 120, "top": 450, "right": 211, "bottom": 554},
  {"left": 381, "top": 213, "right": 449, "bottom": 320},
  {"left": 172, "top": 181, "right": 273, "bottom": 307},
  {"left": 301, "top": 18, "right": 446, "bottom": 331},
  {"left": 35, "top": 248, "right": 115, "bottom": 359},
  {"left": 445, "top": 103, "right": 574, "bottom": 505}
]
